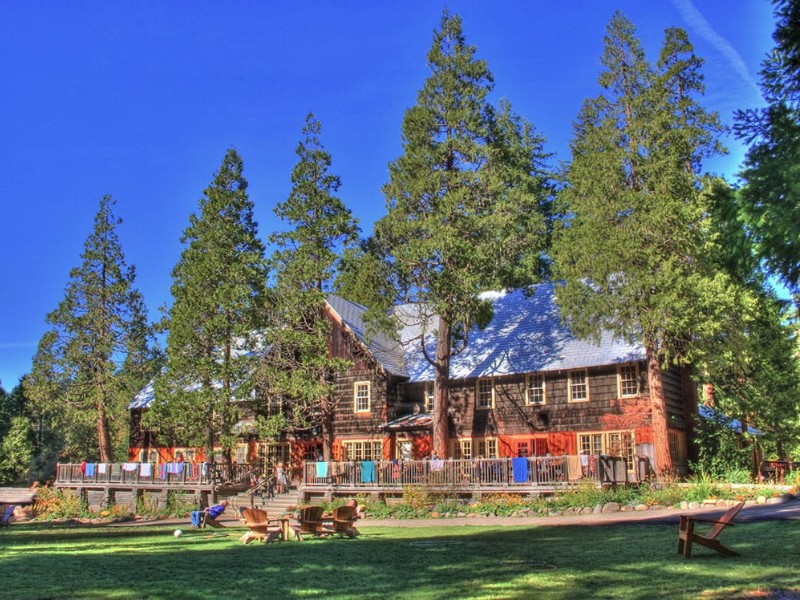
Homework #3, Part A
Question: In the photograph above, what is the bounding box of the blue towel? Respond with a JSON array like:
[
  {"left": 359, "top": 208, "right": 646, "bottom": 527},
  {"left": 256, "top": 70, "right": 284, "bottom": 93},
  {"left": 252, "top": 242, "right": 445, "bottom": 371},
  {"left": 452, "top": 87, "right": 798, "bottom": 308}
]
[
  {"left": 512, "top": 457, "right": 529, "bottom": 483},
  {"left": 316, "top": 461, "right": 329, "bottom": 478},
  {"left": 360, "top": 460, "right": 375, "bottom": 483},
  {"left": 84, "top": 463, "right": 96, "bottom": 477}
]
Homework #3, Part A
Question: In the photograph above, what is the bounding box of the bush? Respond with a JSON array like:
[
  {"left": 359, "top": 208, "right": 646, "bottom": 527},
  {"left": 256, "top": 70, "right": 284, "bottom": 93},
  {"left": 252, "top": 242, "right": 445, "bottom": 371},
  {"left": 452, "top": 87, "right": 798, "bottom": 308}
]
[{"left": 33, "top": 486, "right": 88, "bottom": 519}]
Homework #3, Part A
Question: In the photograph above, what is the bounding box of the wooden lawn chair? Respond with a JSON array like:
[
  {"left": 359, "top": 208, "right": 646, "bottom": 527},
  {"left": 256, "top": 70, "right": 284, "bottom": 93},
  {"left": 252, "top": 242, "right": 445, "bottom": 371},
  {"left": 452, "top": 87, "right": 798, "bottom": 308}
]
[
  {"left": 678, "top": 502, "right": 743, "bottom": 558},
  {"left": 239, "top": 508, "right": 285, "bottom": 544},
  {"left": 330, "top": 505, "right": 359, "bottom": 538},
  {"left": 202, "top": 511, "right": 225, "bottom": 528},
  {"left": 292, "top": 505, "right": 327, "bottom": 541}
]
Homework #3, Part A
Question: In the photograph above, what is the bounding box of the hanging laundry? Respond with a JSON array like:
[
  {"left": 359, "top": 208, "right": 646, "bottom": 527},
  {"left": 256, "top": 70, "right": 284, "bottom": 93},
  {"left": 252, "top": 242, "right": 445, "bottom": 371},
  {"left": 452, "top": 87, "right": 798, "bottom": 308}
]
[
  {"left": 512, "top": 457, "right": 529, "bottom": 483},
  {"left": 360, "top": 460, "right": 376, "bottom": 483},
  {"left": 316, "top": 461, "right": 329, "bottom": 478}
]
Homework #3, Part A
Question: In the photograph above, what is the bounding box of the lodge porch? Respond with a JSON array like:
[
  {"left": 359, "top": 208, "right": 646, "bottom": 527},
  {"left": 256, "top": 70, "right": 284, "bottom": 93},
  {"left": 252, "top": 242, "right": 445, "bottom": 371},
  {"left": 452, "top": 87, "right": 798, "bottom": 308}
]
[
  {"left": 53, "top": 455, "right": 654, "bottom": 508},
  {"left": 299, "top": 455, "right": 653, "bottom": 501}
]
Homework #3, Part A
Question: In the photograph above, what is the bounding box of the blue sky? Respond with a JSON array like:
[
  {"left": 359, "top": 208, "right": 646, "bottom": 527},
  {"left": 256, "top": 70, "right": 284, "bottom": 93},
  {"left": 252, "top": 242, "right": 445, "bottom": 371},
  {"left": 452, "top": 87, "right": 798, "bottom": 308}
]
[{"left": 0, "top": 1, "right": 775, "bottom": 389}]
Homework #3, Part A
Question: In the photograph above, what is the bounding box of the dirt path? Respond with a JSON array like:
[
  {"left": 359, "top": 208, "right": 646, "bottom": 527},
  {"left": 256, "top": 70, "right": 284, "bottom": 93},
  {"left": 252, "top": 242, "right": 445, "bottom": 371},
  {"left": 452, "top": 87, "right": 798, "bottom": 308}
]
[{"left": 109, "top": 496, "right": 800, "bottom": 529}]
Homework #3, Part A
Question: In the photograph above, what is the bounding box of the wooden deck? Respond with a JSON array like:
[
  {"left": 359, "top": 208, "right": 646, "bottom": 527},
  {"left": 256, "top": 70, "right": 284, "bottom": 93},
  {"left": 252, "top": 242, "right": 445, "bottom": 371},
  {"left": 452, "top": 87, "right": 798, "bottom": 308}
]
[
  {"left": 54, "top": 462, "right": 253, "bottom": 509},
  {"left": 299, "top": 455, "right": 651, "bottom": 501},
  {"left": 52, "top": 455, "right": 652, "bottom": 508}
]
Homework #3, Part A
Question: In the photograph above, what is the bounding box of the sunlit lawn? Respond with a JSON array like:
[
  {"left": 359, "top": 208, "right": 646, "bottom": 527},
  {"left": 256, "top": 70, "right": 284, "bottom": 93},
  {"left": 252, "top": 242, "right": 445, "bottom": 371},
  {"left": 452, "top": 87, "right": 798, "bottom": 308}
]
[{"left": 1, "top": 518, "right": 798, "bottom": 599}]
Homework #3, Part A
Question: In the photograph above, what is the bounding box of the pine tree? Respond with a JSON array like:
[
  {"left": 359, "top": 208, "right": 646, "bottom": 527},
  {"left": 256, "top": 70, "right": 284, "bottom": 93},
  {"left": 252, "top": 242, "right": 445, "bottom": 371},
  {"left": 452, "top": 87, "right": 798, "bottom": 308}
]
[
  {"left": 735, "top": 0, "right": 800, "bottom": 305},
  {"left": 376, "top": 11, "right": 553, "bottom": 456},
  {"left": 149, "top": 149, "right": 268, "bottom": 460},
  {"left": 26, "top": 195, "right": 158, "bottom": 462},
  {"left": 259, "top": 114, "right": 359, "bottom": 460},
  {"left": 552, "top": 13, "right": 724, "bottom": 476}
]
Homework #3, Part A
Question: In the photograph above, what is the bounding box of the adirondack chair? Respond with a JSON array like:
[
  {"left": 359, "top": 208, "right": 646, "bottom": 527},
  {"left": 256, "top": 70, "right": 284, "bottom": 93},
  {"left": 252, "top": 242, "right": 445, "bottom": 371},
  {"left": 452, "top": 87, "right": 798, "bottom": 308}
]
[
  {"left": 292, "top": 505, "right": 328, "bottom": 542},
  {"left": 678, "top": 502, "right": 743, "bottom": 558},
  {"left": 329, "top": 505, "right": 359, "bottom": 538},
  {"left": 239, "top": 508, "right": 286, "bottom": 544}
]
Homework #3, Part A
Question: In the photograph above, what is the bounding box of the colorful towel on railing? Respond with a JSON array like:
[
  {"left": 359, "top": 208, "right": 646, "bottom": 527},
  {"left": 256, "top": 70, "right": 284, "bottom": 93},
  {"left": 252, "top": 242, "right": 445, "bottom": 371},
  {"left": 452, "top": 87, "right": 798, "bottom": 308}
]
[
  {"left": 139, "top": 463, "right": 153, "bottom": 477},
  {"left": 392, "top": 461, "right": 400, "bottom": 480},
  {"left": 122, "top": 462, "right": 137, "bottom": 472},
  {"left": 84, "top": 463, "right": 96, "bottom": 477},
  {"left": 567, "top": 455, "right": 582, "bottom": 481},
  {"left": 316, "top": 461, "right": 328, "bottom": 478},
  {"left": 165, "top": 462, "right": 184, "bottom": 475},
  {"left": 360, "top": 460, "right": 375, "bottom": 483},
  {"left": 97, "top": 463, "right": 107, "bottom": 475},
  {"left": 512, "top": 457, "right": 529, "bottom": 482},
  {"left": 429, "top": 459, "right": 445, "bottom": 471},
  {"left": 157, "top": 464, "right": 167, "bottom": 479},
  {"left": 111, "top": 463, "right": 122, "bottom": 477}
]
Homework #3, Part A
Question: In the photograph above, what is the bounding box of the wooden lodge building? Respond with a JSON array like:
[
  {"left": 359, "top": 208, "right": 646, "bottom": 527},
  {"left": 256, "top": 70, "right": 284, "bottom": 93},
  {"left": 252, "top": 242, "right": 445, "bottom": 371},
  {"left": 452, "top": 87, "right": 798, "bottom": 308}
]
[{"left": 126, "top": 282, "right": 699, "bottom": 486}]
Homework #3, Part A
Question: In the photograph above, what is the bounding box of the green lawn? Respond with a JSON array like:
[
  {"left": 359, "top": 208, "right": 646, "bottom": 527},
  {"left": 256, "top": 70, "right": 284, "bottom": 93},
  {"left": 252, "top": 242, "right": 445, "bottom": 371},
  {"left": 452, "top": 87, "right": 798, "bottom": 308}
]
[{"left": 1, "top": 519, "right": 798, "bottom": 599}]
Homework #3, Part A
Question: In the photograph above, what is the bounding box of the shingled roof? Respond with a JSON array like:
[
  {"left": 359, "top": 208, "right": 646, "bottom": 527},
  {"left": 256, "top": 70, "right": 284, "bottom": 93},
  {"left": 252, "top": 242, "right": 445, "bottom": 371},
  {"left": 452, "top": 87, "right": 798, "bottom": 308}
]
[
  {"left": 325, "top": 295, "right": 408, "bottom": 377},
  {"left": 330, "top": 282, "right": 645, "bottom": 384},
  {"left": 131, "top": 284, "right": 645, "bottom": 409}
]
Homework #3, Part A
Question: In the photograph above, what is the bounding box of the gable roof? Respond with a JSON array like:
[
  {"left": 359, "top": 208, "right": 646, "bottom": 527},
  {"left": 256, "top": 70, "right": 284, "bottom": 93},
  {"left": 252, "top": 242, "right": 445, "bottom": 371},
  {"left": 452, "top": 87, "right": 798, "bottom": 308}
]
[
  {"left": 130, "top": 284, "right": 645, "bottom": 409},
  {"left": 325, "top": 295, "right": 408, "bottom": 377}
]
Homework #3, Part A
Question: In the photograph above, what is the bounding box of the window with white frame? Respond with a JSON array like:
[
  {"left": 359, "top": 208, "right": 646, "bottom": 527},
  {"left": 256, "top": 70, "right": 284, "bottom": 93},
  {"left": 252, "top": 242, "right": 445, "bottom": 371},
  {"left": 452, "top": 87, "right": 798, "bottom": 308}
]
[
  {"left": 618, "top": 364, "right": 639, "bottom": 397},
  {"left": 354, "top": 381, "right": 371, "bottom": 413},
  {"left": 342, "top": 440, "right": 383, "bottom": 461},
  {"left": 578, "top": 433, "right": 603, "bottom": 456},
  {"left": 424, "top": 382, "right": 435, "bottom": 412},
  {"left": 568, "top": 369, "right": 589, "bottom": 402},
  {"left": 476, "top": 378, "right": 494, "bottom": 409},
  {"left": 234, "top": 443, "right": 248, "bottom": 464},
  {"left": 476, "top": 438, "right": 498, "bottom": 459},
  {"left": 526, "top": 373, "right": 546, "bottom": 405}
]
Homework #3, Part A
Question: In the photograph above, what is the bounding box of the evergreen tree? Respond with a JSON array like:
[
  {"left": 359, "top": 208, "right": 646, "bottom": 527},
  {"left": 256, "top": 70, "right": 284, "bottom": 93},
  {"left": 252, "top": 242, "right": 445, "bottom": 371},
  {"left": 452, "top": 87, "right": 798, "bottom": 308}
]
[
  {"left": 375, "top": 11, "right": 553, "bottom": 456},
  {"left": 259, "top": 114, "right": 359, "bottom": 460},
  {"left": 735, "top": 0, "right": 800, "bottom": 305},
  {"left": 25, "top": 195, "right": 158, "bottom": 462},
  {"left": 149, "top": 149, "right": 268, "bottom": 460},
  {"left": 0, "top": 415, "right": 33, "bottom": 484},
  {"left": 552, "top": 14, "right": 725, "bottom": 476},
  {"left": 695, "top": 180, "right": 800, "bottom": 463}
]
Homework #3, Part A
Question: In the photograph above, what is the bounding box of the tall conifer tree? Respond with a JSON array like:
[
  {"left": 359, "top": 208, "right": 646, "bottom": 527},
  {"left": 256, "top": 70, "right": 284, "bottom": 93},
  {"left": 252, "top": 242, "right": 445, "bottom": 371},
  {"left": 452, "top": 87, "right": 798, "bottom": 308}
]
[
  {"left": 376, "top": 11, "right": 552, "bottom": 457},
  {"left": 552, "top": 14, "right": 724, "bottom": 476},
  {"left": 150, "top": 149, "right": 268, "bottom": 460},
  {"left": 259, "top": 114, "right": 359, "bottom": 460},
  {"left": 735, "top": 0, "right": 800, "bottom": 305},
  {"left": 26, "top": 195, "right": 158, "bottom": 462}
]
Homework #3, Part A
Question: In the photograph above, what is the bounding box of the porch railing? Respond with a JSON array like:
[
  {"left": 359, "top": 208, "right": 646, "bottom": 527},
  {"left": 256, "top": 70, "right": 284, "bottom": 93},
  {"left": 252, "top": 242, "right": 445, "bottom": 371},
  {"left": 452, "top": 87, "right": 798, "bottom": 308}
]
[
  {"left": 301, "top": 454, "right": 651, "bottom": 490},
  {"left": 54, "top": 461, "right": 254, "bottom": 488}
]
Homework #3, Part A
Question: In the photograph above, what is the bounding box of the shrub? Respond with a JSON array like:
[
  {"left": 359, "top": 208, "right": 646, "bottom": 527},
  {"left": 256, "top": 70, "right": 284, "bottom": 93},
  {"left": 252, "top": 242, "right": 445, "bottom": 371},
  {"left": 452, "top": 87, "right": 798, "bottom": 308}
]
[
  {"left": 33, "top": 486, "right": 87, "bottom": 519},
  {"left": 402, "top": 485, "right": 431, "bottom": 510}
]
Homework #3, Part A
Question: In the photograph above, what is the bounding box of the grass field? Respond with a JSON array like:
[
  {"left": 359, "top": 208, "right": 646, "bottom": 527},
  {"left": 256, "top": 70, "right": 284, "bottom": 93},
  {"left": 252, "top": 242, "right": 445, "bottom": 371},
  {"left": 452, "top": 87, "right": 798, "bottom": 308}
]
[{"left": 1, "top": 518, "right": 799, "bottom": 599}]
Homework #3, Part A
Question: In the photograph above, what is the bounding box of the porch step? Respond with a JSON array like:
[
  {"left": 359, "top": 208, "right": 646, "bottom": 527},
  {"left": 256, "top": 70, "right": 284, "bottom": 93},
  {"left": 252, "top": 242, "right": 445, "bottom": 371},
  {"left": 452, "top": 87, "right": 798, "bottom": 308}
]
[{"left": 233, "top": 487, "right": 302, "bottom": 516}]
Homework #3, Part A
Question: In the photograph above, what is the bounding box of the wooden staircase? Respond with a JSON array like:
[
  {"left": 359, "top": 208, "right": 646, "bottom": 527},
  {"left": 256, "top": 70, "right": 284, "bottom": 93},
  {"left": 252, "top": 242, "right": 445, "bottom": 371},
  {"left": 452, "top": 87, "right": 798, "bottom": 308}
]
[{"left": 232, "top": 486, "right": 302, "bottom": 516}]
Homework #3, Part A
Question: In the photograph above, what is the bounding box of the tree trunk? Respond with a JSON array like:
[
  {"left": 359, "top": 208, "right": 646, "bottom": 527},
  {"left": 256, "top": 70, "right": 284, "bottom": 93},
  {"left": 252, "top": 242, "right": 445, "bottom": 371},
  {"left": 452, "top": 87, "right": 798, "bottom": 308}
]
[
  {"left": 645, "top": 337, "right": 673, "bottom": 477},
  {"left": 96, "top": 402, "right": 113, "bottom": 463},
  {"left": 321, "top": 394, "right": 334, "bottom": 461},
  {"left": 432, "top": 315, "right": 451, "bottom": 458}
]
